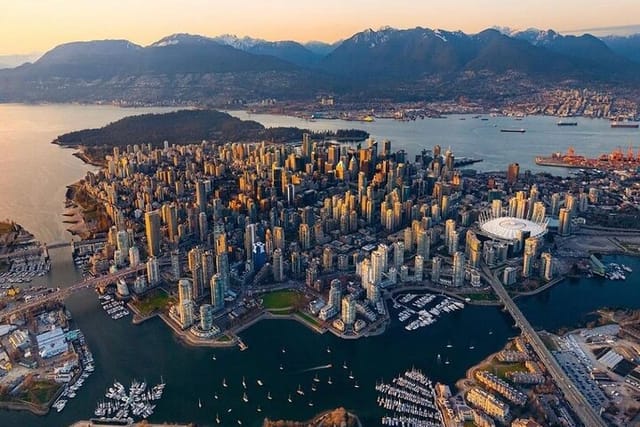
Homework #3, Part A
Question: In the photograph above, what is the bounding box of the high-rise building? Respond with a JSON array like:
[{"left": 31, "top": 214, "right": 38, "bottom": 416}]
[
  {"left": 128, "top": 245, "right": 140, "bottom": 267},
  {"left": 200, "top": 304, "right": 214, "bottom": 331},
  {"left": 541, "top": 252, "right": 553, "bottom": 281},
  {"left": 522, "top": 237, "right": 538, "bottom": 278},
  {"left": 178, "top": 279, "right": 194, "bottom": 329},
  {"left": 328, "top": 279, "right": 342, "bottom": 308},
  {"left": 188, "top": 247, "right": 205, "bottom": 301},
  {"left": 393, "top": 241, "right": 404, "bottom": 270},
  {"left": 341, "top": 295, "right": 356, "bottom": 327},
  {"left": 414, "top": 255, "right": 424, "bottom": 282},
  {"left": 322, "top": 247, "right": 333, "bottom": 271},
  {"left": 198, "top": 212, "right": 208, "bottom": 242},
  {"left": 210, "top": 274, "right": 225, "bottom": 310},
  {"left": 272, "top": 248, "right": 284, "bottom": 282},
  {"left": 298, "top": 223, "right": 311, "bottom": 250},
  {"left": 558, "top": 208, "right": 571, "bottom": 237},
  {"left": 507, "top": 163, "right": 520, "bottom": 184},
  {"left": 144, "top": 210, "right": 162, "bottom": 257},
  {"left": 196, "top": 180, "right": 207, "bottom": 213},
  {"left": 431, "top": 256, "right": 442, "bottom": 284},
  {"left": 273, "top": 226, "right": 285, "bottom": 250},
  {"left": 170, "top": 249, "right": 181, "bottom": 278},
  {"left": 452, "top": 252, "right": 465, "bottom": 287},
  {"left": 550, "top": 193, "right": 561, "bottom": 217},
  {"left": 146, "top": 256, "right": 160, "bottom": 286}
]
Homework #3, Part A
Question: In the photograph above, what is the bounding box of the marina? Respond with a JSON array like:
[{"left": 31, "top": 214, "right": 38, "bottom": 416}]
[
  {"left": 93, "top": 378, "right": 165, "bottom": 422},
  {"left": 376, "top": 368, "right": 444, "bottom": 426},
  {"left": 98, "top": 294, "right": 131, "bottom": 320},
  {"left": 394, "top": 293, "right": 465, "bottom": 332}
]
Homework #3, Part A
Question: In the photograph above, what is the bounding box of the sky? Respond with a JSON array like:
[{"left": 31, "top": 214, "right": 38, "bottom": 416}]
[{"left": 1, "top": 0, "right": 639, "bottom": 55}]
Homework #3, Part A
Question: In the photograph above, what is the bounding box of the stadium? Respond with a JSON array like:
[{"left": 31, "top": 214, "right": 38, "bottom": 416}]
[{"left": 477, "top": 211, "right": 548, "bottom": 241}]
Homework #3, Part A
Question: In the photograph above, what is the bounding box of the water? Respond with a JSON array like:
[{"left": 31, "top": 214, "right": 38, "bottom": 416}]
[
  {"left": 229, "top": 111, "right": 640, "bottom": 173},
  {"left": 0, "top": 103, "right": 178, "bottom": 244},
  {"left": 1, "top": 105, "right": 639, "bottom": 426}
]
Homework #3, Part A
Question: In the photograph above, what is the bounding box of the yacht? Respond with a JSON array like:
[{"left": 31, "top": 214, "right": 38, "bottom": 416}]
[
  {"left": 354, "top": 381, "right": 360, "bottom": 389},
  {"left": 343, "top": 361, "right": 348, "bottom": 369},
  {"left": 308, "top": 401, "right": 314, "bottom": 407},
  {"left": 313, "top": 374, "right": 320, "bottom": 383},
  {"left": 242, "top": 392, "right": 248, "bottom": 403},
  {"left": 349, "top": 371, "right": 354, "bottom": 380},
  {"left": 223, "top": 378, "right": 228, "bottom": 388},
  {"left": 212, "top": 354, "right": 216, "bottom": 361},
  {"left": 445, "top": 358, "right": 450, "bottom": 365},
  {"left": 214, "top": 393, "right": 218, "bottom": 400},
  {"left": 311, "top": 384, "right": 317, "bottom": 392},
  {"left": 288, "top": 394, "right": 292, "bottom": 403},
  {"left": 296, "top": 385, "right": 304, "bottom": 396},
  {"left": 256, "top": 406, "right": 262, "bottom": 413},
  {"left": 267, "top": 391, "right": 272, "bottom": 400},
  {"left": 257, "top": 379, "right": 264, "bottom": 386},
  {"left": 279, "top": 364, "right": 284, "bottom": 371}
]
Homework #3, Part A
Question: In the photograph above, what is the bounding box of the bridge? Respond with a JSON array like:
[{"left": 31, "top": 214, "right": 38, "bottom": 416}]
[
  {"left": 481, "top": 264, "right": 606, "bottom": 427},
  {"left": 0, "top": 264, "right": 147, "bottom": 321}
]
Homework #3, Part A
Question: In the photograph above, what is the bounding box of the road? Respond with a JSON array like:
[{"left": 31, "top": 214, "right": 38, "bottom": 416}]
[
  {"left": 0, "top": 264, "right": 147, "bottom": 320},
  {"left": 481, "top": 264, "right": 606, "bottom": 427}
]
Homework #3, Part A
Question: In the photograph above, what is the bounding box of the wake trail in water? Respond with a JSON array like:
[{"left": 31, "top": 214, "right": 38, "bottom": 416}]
[{"left": 297, "top": 364, "right": 332, "bottom": 373}]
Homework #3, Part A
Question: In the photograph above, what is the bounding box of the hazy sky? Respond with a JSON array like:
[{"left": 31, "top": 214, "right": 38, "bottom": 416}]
[{"left": 1, "top": 0, "right": 639, "bottom": 55}]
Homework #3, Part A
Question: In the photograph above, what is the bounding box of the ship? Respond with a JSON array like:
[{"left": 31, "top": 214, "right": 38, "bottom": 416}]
[
  {"left": 535, "top": 146, "right": 640, "bottom": 171},
  {"left": 500, "top": 128, "right": 526, "bottom": 133},
  {"left": 557, "top": 121, "right": 578, "bottom": 126},
  {"left": 611, "top": 121, "right": 639, "bottom": 128}
]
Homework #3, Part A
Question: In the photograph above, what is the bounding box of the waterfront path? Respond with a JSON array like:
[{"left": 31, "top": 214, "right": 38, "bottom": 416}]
[{"left": 481, "top": 263, "right": 607, "bottom": 427}]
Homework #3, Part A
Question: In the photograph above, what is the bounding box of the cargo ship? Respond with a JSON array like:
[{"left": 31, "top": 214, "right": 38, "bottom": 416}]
[
  {"left": 535, "top": 146, "right": 640, "bottom": 170},
  {"left": 611, "top": 121, "right": 639, "bottom": 129}
]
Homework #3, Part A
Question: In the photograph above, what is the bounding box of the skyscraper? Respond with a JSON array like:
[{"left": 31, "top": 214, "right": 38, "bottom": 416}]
[
  {"left": 196, "top": 180, "right": 207, "bottom": 213},
  {"left": 558, "top": 208, "right": 571, "bottom": 237},
  {"left": 178, "top": 278, "right": 194, "bottom": 329},
  {"left": 341, "top": 295, "right": 356, "bottom": 327},
  {"left": 200, "top": 304, "right": 214, "bottom": 331},
  {"left": 432, "top": 256, "right": 442, "bottom": 284},
  {"left": 272, "top": 248, "right": 284, "bottom": 282},
  {"left": 452, "top": 252, "right": 465, "bottom": 287},
  {"left": 146, "top": 256, "right": 160, "bottom": 286},
  {"left": 210, "top": 273, "right": 225, "bottom": 310},
  {"left": 144, "top": 210, "right": 161, "bottom": 257},
  {"left": 507, "top": 163, "right": 520, "bottom": 184}
]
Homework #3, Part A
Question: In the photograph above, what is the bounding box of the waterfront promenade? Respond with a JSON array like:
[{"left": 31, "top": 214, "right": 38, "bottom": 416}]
[{"left": 481, "top": 264, "right": 607, "bottom": 427}]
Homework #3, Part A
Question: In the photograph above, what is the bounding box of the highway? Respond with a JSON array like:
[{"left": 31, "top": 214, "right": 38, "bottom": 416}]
[
  {"left": 0, "top": 264, "right": 147, "bottom": 320},
  {"left": 481, "top": 264, "right": 606, "bottom": 427}
]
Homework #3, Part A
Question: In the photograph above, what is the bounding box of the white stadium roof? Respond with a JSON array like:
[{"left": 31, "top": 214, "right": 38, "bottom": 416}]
[{"left": 479, "top": 216, "right": 547, "bottom": 241}]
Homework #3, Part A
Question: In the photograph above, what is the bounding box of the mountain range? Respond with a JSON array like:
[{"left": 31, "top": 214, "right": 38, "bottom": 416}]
[{"left": 1, "top": 27, "right": 640, "bottom": 104}]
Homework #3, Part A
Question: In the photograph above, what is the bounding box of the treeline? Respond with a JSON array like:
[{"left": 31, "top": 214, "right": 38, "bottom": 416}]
[{"left": 54, "top": 109, "right": 368, "bottom": 147}]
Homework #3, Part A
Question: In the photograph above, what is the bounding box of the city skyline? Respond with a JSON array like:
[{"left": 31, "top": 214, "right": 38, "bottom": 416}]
[{"left": 1, "top": 0, "right": 640, "bottom": 55}]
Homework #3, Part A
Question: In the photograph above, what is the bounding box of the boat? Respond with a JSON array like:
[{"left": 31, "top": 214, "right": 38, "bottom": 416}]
[
  {"left": 489, "top": 330, "right": 493, "bottom": 335},
  {"left": 237, "top": 420, "right": 242, "bottom": 425},
  {"left": 279, "top": 364, "right": 284, "bottom": 371},
  {"left": 535, "top": 146, "right": 640, "bottom": 171},
  {"left": 296, "top": 385, "right": 304, "bottom": 396},
  {"left": 313, "top": 374, "right": 320, "bottom": 383},
  {"left": 223, "top": 378, "right": 228, "bottom": 388},
  {"left": 308, "top": 401, "right": 314, "bottom": 407},
  {"left": 267, "top": 391, "right": 272, "bottom": 400},
  {"left": 326, "top": 346, "right": 331, "bottom": 353},
  {"left": 216, "top": 414, "right": 221, "bottom": 424},
  {"left": 445, "top": 358, "right": 450, "bottom": 365},
  {"left": 257, "top": 379, "right": 263, "bottom": 386},
  {"left": 446, "top": 342, "right": 453, "bottom": 348},
  {"left": 242, "top": 376, "right": 246, "bottom": 389},
  {"left": 281, "top": 347, "right": 286, "bottom": 354},
  {"left": 257, "top": 406, "right": 262, "bottom": 413},
  {"left": 500, "top": 128, "right": 526, "bottom": 133},
  {"left": 212, "top": 354, "right": 216, "bottom": 361},
  {"left": 311, "top": 384, "right": 317, "bottom": 392},
  {"left": 343, "top": 361, "right": 348, "bottom": 369},
  {"left": 469, "top": 345, "right": 475, "bottom": 350},
  {"left": 349, "top": 371, "right": 354, "bottom": 380},
  {"left": 611, "top": 120, "right": 639, "bottom": 128},
  {"left": 288, "top": 394, "right": 292, "bottom": 403},
  {"left": 214, "top": 393, "right": 218, "bottom": 400},
  {"left": 198, "top": 399, "right": 202, "bottom": 409},
  {"left": 242, "top": 392, "right": 248, "bottom": 403},
  {"left": 228, "top": 408, "right": 233, "bottom": 413},
  {"left": 557, "top": 121, "right": 578, "bottom": 126},
  {"left": 327, "top": 376, "right": 333, "bottom": 385},
  {"left": 354, "top": 381, "right": 360, "bottom": 389}
]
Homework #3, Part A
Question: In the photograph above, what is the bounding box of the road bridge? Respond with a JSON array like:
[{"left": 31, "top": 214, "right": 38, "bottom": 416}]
[{"left": 481, "top": 264, "right": 606, "bottom": 427}]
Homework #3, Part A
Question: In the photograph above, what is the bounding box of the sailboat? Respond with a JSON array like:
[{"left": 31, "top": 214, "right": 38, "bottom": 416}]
[
  {"left": 237, "top": 420, "right": 242, "bottom": 425},
  {"left": 257, "top": 379, "right": 264, "bottom": 386},
  {"left": 242, "top": 376, "right": 246, "bottom": 389},
  {"left": 311, "top": 383, "right": 317, "bottom": 392},
  {"left": 214, "top": 393, "right": 218, "bottom": 400},
  {"left": 445, "top": 358, "right": 450, "bottom": 365},
  {"left": 212, "top": 354, "right": 216, "bottom": 361},
  {"left": 308, "top": 401, "right": 314, "bottom": 407},
  {"left": 354, "top": 381, "right": 360, "bottom": 389},
  {"left": 222, "top": 378, "right": 228, "bottom": 388},
  {"left": 279, "top": 364, "right": 284, "bottom": 371},
  {"left": 281, "top": 347, "right": 286, "bottom": 354},
  {"left": 313, "top": 374, "right": 320, "bottom": 383},
  {"left": 216, "top": 413, "right": 221, "bottom": 424},
  {"left": 349, "top": 371, "right": 354, "bottom": 380},
  {"left": 256, "top": 406, "right": 262, "bottom": 413},
  {"left": 326, "top": 346, "right": 331, "bottom": 353},
  {"left": 327, "top": 376, "right": 333, "bottom": 385},
  {"left": 296, "top": 384, "right": 304, "bottom": 396},
  {"left": 287, "top": 394, "right": 292, "bottom": 403},
  {"left": 267, "top": 391, "right": 272, "bottom": 400},
  {"left": 446, "top": 341, "right": 453, "bottom": 348},
  {"left": 343, "top": 361, "right": 348, "bottom": 369},
  {"left": 437, "top": 353, "right": 442, "bottom": 363},
  {"left": 242, "top": 392, "right": 248, "bottom": 403},
  {"left": 198, "top": 398, "right": 202, "bottom": 408}
]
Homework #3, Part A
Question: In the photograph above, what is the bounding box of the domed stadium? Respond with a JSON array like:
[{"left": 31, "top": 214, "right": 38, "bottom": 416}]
[{"left": 478, "top": 212, "right": 547, "bottom": 241}]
